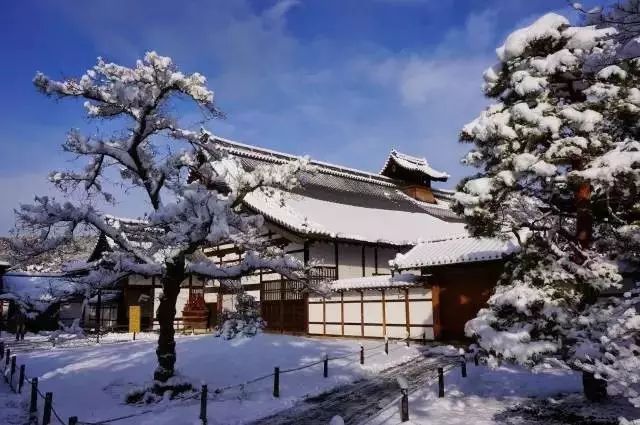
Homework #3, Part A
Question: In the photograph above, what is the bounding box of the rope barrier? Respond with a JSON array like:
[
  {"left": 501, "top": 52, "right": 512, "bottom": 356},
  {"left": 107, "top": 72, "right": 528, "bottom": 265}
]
[{"left": 4, "top": 337, "right": 425, "bottom": 424}]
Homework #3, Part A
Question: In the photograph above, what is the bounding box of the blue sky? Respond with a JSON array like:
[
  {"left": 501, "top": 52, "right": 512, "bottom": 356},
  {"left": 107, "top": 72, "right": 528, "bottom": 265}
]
[{"left": 0, "top": 0, "right": 581, "bottom": 234}]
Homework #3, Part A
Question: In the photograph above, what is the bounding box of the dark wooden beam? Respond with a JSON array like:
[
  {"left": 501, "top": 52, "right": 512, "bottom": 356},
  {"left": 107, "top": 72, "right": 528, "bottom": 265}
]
[
  {"left": 404, "top": 288, "right": 411, "bottom": 337},
  {"left": 432, "top": 283, "right": 441, "bottom": 340}
]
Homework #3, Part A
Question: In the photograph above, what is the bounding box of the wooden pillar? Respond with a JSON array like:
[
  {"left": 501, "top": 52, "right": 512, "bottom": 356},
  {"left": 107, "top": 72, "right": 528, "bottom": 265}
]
[
  {"left": 304, "top": 241, "right": 310, "bottom": 334},
  {"left": 432, "top": 282, "right": 441, "bottom": 340},
  {"left": 322, "top": 297, "right": 326, "bottom": 335},
  {"left": 361, "top": 245, "right": 366, "bottom": 277},
  {"left": 279, "top": 275, "right": 285, "bottom": 333},
  {"left": 334, "top": 242, "right": 339, "bottom": 280},
  {"left": 188, "top": 274, "right": 193, "bottom": 302},
  {"left": 404, "top": 288, "right": 411, "bottom": 338},
  {"left": 374, "top": 246, "right": 378, "bottom": 275},
  {"left": 360, "top": 290, "right": 365, "bottom": 337},
  {"left": 381, "top": 289, "right": 387, "bottom": 337},
  {"left": 340, "top": 291, "right": 345, "bottom": 336}
]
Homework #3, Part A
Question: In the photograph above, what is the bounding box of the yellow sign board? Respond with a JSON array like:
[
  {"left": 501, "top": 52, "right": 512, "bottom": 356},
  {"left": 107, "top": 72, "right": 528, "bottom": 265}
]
[{"left": 129, "top": 305, "right": 141, "bottom": 333}]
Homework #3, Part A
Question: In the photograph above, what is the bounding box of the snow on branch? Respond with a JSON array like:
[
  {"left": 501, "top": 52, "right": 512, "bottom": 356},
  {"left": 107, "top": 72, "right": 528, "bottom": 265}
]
[
  {"left": 15, "top": 196, "right": 155, "bottom": 266},
  {"left": 188, "top": 248, "right": 305, "bottom": 280}
]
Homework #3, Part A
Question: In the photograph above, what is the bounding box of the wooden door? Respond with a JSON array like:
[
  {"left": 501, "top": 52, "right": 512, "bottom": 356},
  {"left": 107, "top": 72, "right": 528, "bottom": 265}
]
[
  {"left": 261, "top": 279, "right": 307, "bottom": 333},
  {"left": 437, "top": 265, "right": 500, "bottom": 340}
]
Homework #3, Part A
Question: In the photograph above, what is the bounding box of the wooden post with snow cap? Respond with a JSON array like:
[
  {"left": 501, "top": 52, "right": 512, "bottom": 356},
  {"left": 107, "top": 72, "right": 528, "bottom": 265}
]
[
  {"left": 199, "top": 384, "right": 208, "bottom": 425},
  {"left": 9, "top": 355, "right": 16, "bottom": 389},
  {"left": 29, "top": 377, "right": 38, "bottom": 418},
  {"left": 397, "top": 375, "right": 409, "bottom": 422},
  {"left": 474, "top": 353, "right": 479, "bottom": 366},
  {"left": 96, "top": 289, "right": 102, "bottom": 344},
  {"left": 360, "top": 345, "right": 364, "bottom": 365},
  {"left": 18, "top": 365, "right": 25, "bottom": 393},
  {"left": 42, "top": 392, "right": 53, "bottom": 425},
  {"left": 323, "top": 353, "right": 328, "bottom": 378},
  {"left": 438, "top": 367, "right": 444, "bottom": 397},
  {"left": 384, "top": 336, "right": 389, "bottom": 355},
  {"left": 273, "top": 367, "right": 280, "bottom": 398}
]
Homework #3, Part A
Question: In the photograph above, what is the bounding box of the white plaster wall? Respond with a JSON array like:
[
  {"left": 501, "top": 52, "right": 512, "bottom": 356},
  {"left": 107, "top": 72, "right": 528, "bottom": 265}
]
[
  {"left": 411, "top": 326, "right": 434, "bottom": 340},
  {"left": 325, "top": 302, "right": 341, "bottom": 323},
  {"left": 343, "top": 292, "right": 360, "bottom": 302},
  {"left": 363, "top": 303, "right": 383, "bottom": 324},
  {"left": 376, "top": 247, "right": 398, "bottom": 274},
  {"left": 308, "top": 323, "right": 323, "bottom": 334},
  {"left": 386, "top": 326, "right": 407, "bottom": 339},
  {"left": 241, "top": 274, "right": 260, "bottom": 285},
  {"left": 326, "top": 324, "right": 341, "bottom": 335},
  {"left": 343, "top": 324, "right": 361, "bottom": 336},
  {"left": 385, "top": 302, "right": 406, "bottom": 325},
  {"left": 337, "top": 244, "right": 363, "bottom": 279},
  {"left": 204, "top": 293, "right": 218, "bottom": 303},
  {"left": 409, "top": 300, "right": 433, "bottom": 326},
  {"left": 408, "top": 286, "right": 431, "bottom": 299},
  {"left": 364, "top": 246, "right": 376, "bottom": 276},
  {"left": 245, "top": 290, "right": 260, "bottom": 300},
  {"left": 343, "top": 303, "right": 360, "bottom": 323},
  {"left": 309, "top": 303, "right": 323, "bottom": 322},
  {"left": 364, "top": 325, "right": 384, "bottom": 337},
  {"left": 222, "top": 293, "right": 237, "bottom": 311},
  {"left": 309, "top": 242, "right": 335, "bottom": 266}
]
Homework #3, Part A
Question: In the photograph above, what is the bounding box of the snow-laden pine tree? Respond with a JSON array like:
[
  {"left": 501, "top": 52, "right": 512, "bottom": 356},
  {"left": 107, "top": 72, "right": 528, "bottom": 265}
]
[
  {"left": 14, "top": 52, "right": 313, "bottom": 385},
  {"left": 454, "top": 13, "right": 640, "bottom": 401}
]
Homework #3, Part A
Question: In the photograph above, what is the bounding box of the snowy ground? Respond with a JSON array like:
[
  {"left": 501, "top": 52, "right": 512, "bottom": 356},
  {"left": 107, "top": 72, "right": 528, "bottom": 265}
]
[
  {"left": 366, "top": 362, "right": 640, "bottom": 425},
  {"left": 0, "top": 333, "right": 425, "bottom": 424},
  {"left": 0, "top": 380, "right": 28, "bottom": 425}
]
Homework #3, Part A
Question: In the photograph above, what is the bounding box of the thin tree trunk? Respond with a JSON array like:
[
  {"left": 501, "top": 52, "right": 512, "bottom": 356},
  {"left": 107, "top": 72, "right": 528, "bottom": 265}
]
[
  {"left": 154, "top": 259, "right": 184, "bottom": 382},
  {"left": 575, "top": 180, "right": 608, "bottom": 401}
]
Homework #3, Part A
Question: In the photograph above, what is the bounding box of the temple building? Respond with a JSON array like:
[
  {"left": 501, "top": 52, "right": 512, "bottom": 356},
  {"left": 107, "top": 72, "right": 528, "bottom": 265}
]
[{"left": 111, "top": 137, "right": 515, "bottom": 341}]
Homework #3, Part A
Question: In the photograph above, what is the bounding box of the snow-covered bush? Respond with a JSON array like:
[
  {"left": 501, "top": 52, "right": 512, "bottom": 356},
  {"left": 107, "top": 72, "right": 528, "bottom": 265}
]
[
  {"left": 215, "top": 293, "right": 265, "bottom": 339},
  {"left": 456, "top": 10, "right": 640, "bottom": 402}
]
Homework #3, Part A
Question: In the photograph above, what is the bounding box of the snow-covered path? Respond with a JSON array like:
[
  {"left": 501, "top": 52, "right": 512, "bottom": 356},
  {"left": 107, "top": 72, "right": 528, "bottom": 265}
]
[{"left": 250, "top": 354, "right": 457, "bottom": 425}]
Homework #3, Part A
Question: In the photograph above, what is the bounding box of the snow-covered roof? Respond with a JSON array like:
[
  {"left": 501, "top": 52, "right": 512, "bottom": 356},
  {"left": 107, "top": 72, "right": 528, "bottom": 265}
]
[
  {"left": 204, "top": 137, "right": 465, "bottom": 244},
  {"left": 329, "top": 274, "right": 421, "bottom": 291},
  {"left": 244, "top": 189, "right": 467, "bottom": 246},
  {"left": 0, "top": 236, "right": 99, "bottom": 273},
  {"left": 391, "top": 235, "right": 520, "bottom": 269},
  {"left": 380, "top": 150, "right": 450, "bottom": 182},
  {"left": 1, "top": 274, "right": 84, "bottom": 315}
]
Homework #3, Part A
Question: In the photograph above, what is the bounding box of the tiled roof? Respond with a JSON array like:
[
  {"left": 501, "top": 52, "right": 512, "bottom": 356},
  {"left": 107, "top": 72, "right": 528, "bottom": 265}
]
[
  {"left": 380, "top": 150, "right": 450, "bottom": 181},
  {"left": 329, "top": 273, "right": 421, "bottom": 291},
  {"left": 391, "top": 235, "right": 520, "bottom": 269}
]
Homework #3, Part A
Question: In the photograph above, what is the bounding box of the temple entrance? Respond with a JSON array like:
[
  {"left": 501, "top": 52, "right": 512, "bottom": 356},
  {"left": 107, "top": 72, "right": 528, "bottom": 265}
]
[{"left": 261, "top": 279, "right": 307, "bottom": 333}]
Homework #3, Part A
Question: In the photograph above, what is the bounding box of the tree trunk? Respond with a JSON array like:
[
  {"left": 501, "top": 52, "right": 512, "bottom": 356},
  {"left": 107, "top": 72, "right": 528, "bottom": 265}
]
[
  {"left": 583, "top": 371, "right": 608, "bottom": 402},
  {"left": 575, "top": 180, "right": 608, "bottom": 401},
  {"left": 154, "top": 259, "right": 185, "bottom": 382}
]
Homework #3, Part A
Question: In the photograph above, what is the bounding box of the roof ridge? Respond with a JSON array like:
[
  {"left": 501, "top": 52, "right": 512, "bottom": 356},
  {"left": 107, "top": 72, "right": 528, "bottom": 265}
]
[{"left": 213, "top": 136, "right": 404, "bottom": 187}]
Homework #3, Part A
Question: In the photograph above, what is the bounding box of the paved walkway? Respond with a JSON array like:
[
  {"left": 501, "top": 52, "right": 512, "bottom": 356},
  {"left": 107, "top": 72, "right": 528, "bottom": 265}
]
[{"left": 249, "top": 353, "right": 456, "bottom": 425}]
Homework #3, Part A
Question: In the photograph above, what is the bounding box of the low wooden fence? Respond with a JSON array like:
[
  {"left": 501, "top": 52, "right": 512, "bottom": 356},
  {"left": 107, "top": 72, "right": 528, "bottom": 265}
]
[{"left": 0, "top": 337, "right": 444, "bottom": 425}]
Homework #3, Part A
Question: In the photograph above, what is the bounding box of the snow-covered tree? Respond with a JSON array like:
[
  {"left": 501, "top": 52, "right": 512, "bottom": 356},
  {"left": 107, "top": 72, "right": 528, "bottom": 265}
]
[
  {"left": 14, "top": 52, "right": 313, "bottom": 385},
  {"left": 454, "top": 13, "right": 640, "bottom": 400}
]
